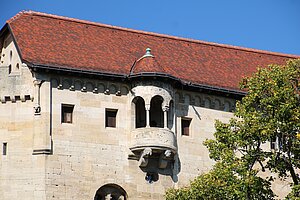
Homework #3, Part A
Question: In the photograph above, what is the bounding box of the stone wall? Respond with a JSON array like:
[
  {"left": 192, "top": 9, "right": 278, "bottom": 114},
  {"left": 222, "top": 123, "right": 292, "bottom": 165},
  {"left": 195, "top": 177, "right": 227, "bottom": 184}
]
[
  {"left": 0, "top": 32, "right": 291, "bottom": 200},
  {"left": 0, "top": 34, "right": 47, "bottom": 199},
  {"left": 41, "top": 76, "right": 236, "bottom": 199}
]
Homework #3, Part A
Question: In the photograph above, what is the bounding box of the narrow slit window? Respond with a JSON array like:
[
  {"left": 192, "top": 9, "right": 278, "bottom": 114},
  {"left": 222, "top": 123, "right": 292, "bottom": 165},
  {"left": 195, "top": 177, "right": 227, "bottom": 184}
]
[
  {"left": 106, "top": 109, "right": 117, "bottom": 128},
  {"left": 181, "top": 118, "right": 191, "bottom": 136},
  {"left": 8, "top": 65, "right": 12, "bottom": 74},
  {"left": 3, "top": 142, "right": 7, "bottom": 155},
  {"left": 61, "top": 104, "right": 74, "bottom": 123}
]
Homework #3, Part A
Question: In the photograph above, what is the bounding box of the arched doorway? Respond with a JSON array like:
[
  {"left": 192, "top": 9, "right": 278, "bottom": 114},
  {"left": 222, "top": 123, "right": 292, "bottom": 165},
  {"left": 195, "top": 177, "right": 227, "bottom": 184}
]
[{"left": 94, "top": 184, "right": 127, "bottom": 200}]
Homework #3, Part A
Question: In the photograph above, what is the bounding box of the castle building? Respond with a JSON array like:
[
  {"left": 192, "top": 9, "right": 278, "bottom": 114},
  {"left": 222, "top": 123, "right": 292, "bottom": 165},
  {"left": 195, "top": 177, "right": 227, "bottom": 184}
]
[{"left": 0, "top": 11, "right": 299, "bottom": 200}]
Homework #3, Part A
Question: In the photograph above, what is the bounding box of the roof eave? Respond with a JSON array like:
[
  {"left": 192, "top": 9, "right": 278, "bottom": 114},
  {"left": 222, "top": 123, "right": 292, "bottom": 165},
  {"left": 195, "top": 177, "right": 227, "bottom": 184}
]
[
  {"left": 25, "top": 62, "right": 128, "bottom": 79},
  {"left": 0, "top": 24, "right": 9, "bottom": 51},
  {"left": 127, "top": 72, "right": 246, "bottom": 97},
  {"left": 188, "top": 82, "right": 246, "bottom": 97},
  {"left": 0, "top": 23, "right": 8, "bottom": 38},
  {"left": 27, "top": 62, "right": 246, "bottom": 98}
]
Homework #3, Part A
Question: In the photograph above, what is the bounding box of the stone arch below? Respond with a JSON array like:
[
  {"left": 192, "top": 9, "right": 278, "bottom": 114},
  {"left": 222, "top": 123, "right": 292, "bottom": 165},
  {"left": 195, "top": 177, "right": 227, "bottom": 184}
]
[{"left": 94, "top": 184, "right": 127, "bottom": 200}]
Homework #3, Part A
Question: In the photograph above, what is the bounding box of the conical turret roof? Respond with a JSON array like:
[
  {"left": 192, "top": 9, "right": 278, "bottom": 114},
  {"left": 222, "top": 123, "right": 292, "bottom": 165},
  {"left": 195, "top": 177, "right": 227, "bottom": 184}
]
[{"left": 130, "top": 48, "right": 167, "bottom": 75}]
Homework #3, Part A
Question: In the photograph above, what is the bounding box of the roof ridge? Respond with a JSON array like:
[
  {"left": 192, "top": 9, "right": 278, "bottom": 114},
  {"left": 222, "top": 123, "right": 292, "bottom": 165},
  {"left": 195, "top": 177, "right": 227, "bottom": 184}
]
[{"left": 8, "top": 10, "right": 300, "bottom": 59}]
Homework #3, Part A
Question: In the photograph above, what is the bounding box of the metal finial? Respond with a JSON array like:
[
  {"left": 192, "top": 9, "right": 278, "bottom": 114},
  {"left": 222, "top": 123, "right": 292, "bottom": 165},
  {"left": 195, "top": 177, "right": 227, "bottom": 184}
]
[{"left": 145, "top": 48, "right": 152, "bottom": 56}]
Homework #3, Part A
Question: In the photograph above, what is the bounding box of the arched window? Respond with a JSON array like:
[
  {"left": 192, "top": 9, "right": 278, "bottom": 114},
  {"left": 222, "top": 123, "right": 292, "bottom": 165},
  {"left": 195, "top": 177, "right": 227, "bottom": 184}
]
[
  {"left": 133, "top": 97, "right": 146, "bottom": 128},
  {"left": 150, "top": 95, "right": 164, "bottom": 128},
  {"left": 94, "top": 184, "right": 127, "bottom": 200}
]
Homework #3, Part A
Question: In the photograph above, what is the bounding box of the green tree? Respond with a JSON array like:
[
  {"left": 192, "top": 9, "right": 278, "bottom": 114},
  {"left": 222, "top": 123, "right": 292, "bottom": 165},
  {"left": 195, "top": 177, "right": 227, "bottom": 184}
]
[{"left": 166, "top": 59, "right": 300, "bottom": 199}]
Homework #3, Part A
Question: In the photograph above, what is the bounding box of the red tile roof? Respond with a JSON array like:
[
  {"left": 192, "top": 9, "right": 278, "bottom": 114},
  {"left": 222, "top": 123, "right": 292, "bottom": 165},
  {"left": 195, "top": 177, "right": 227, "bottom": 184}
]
[{"left": 5, "top": 11, "right": 300, "bottom": 92}]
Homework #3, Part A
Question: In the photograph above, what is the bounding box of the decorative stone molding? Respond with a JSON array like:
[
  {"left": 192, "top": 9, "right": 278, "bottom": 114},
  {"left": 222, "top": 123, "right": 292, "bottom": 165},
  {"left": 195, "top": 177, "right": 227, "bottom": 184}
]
[
  {"left": 50, "top": 76, "right": 130, "bottom": 96},
  {"left": 138, "top": 147, "right": 152, "bottom": 167},
  {"left": 130, "top": 127, "right": 177, "bottom": 154},
  {"left": 69, "top": 85, "right": 75, "bottom": 91},
  {"left": 162, "top": 106, "right": 169, "bottom": 112},
  {"left": 176, "top": 91, "right": 236, "bottom": 112},
  {"left": 116, "top": 90, "right": 121, "bottom": 96},
  {"left": 158, "top": 150, "right": 172, "bottom": 169},
  {"left": 0, "top": 95, "right": 32, "bottom": 103},
  {"left": 104, "top": 89, "right": 110, "bottom": 95},
  {"left": 81, "top": 86, "right": 87, "bottom": 92}
]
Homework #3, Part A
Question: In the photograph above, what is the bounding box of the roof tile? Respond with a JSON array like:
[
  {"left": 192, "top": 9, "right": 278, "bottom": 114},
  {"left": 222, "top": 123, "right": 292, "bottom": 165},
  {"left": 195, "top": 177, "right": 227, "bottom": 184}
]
[{"left": 6, "top": 11, "right": 300, "bottom": 91}]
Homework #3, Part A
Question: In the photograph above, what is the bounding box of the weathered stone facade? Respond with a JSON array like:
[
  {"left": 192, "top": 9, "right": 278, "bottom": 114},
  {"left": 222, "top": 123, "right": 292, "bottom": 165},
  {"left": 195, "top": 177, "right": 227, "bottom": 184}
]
[
  {"left": 1, "top": 11, "right": 298, "bottom": 199},
  {"left": 0, "top": 34, "right": 237, "bottom": 199}
]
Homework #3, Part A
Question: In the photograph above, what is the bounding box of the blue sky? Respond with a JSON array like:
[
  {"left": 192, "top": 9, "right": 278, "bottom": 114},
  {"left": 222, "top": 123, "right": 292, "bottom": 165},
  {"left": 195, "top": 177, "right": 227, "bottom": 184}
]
[{"left": 1, "top": 0, "right": 300, "bottom": 55}]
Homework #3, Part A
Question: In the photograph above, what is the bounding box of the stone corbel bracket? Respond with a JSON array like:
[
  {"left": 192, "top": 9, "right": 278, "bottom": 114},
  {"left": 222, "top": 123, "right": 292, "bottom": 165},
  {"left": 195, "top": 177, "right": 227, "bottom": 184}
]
[{"left": 138, "top": 147, "right": 152, "bottom": 167}]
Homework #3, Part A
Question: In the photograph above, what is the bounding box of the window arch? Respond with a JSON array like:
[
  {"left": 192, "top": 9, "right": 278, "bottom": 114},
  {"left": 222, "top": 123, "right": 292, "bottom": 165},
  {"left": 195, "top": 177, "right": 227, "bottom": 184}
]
[
  {"left": 150, "top": 95, "right": 164, "bottom": 128},
  {"left": 132, "top": 96, "right": 146, "bottom": 128},
  {"left": 94, "top": 184, "right": 127, "bottom": 200}
]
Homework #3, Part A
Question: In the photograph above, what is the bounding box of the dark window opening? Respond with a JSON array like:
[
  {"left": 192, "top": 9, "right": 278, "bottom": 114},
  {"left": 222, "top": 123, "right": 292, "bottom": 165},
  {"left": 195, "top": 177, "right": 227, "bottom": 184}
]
[
  {"left": 135, "top": 97, "right": 146, "bottom": 128},
  {"left": 61, "top": 104, "right": 74, "bottom": 123},
  {"left": 271, "top": 136, "right": 286, "bottom": 151},
  {"left": 3, "top": 142, "right": 7, "bottom": 155},
  {"left": 106, "top": 109, "right": 117, "bottom": 128},
  {"left": 25, "top": 95, "right": 31, "bottom": 101},
  {"left": 8, "top": 65, "right": 12, "bottom": 74},
  {"left": 4, "top": 96, "right": 10, "bottom": 102},
  {"left": 15, "top": 96, "right": 21, "bottom": 101},
  {"left": 181, "top": 118, "right": 191, "bottom": 136},
  {"left": 150, "top": 96, "right": 164, "bottom": 128},
  {"left": 270, "top": 137, "right": 277, "bottom": 150}
]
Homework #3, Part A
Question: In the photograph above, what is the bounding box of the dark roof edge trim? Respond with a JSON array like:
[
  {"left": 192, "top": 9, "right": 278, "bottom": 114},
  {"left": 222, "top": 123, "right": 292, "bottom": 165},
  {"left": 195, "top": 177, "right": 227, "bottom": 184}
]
[
  {"left": 129, "top": 72, "right": 246, "bottom": 96},
  {"left": 26, "top": 62, "right": 247, "bottom": 96},
  {"left": 0, "top": 24, "right": 8, "bottom": 38},
  {"left": 0, "top": 24, "right": 8, "bottom": 52},
  {"left": 188, "top": 83, "right": 247, "bottom": 96},
  {"left": 128, "top": 72, "right": 181, "bottom": 81},
  {"left": 25, "top": 62, "right": 127, "bottom": 78}
]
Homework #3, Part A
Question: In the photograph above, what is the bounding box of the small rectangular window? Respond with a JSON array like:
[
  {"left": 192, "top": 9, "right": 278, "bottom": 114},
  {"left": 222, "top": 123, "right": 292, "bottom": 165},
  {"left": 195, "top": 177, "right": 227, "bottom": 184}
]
[
  {"left": 181, "top": 118, "right": 191, "bottom": 136},
  {"left": 61, "top": 104, "right": 74, "bottom": 123},
  {"left": 3, "top": 142, "right": 7, "bottom": 155},
  {"left": 106, "top": 109, "right": 117, "bottom": 128}
]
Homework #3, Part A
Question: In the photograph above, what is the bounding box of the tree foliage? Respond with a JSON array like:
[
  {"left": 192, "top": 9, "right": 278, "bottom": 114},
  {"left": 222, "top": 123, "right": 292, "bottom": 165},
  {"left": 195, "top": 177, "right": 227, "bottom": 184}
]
[{"left": 166, "top": 59, "right": 300, "bottom": 199}]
